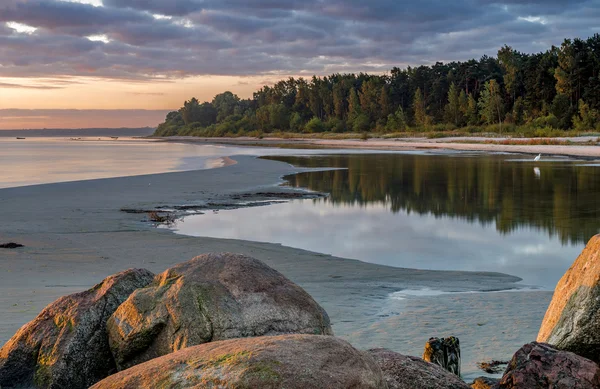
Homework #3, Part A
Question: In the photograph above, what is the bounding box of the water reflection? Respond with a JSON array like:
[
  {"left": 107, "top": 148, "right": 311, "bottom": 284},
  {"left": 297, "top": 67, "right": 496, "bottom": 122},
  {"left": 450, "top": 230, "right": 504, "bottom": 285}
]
[
  {"left": 266, "top": 154, "right": 600, "bottom": 245},
  {"left": 172, "top": 153, "right": 600, "bottom": 289}
]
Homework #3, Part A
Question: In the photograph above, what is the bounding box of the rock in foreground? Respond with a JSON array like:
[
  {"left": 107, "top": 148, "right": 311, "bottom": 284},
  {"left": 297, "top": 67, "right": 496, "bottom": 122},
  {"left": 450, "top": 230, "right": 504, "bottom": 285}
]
[
  {"left": 92, "top": 335, "right": 385, "bottom": 389},
  {"left": 368, "top": 348, "right": 470, "bottom": 389},
  {"left": 0, "top": 268, "right": 155, "bottom": 389},
  {"left": 107, "top": 253, "right": 333, "bottom": 370},
  {"left": 537, "top": 234, "right": 600, "bottom": 362},
  {"left": 496, "top": 342, "right": 600, "bottom": 389}
]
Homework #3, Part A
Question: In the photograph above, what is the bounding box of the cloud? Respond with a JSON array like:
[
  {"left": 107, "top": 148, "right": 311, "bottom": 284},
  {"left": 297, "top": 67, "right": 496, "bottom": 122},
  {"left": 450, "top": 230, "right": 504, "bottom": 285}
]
[
  {"left": 0, "top": 109, "right": 170, "bottom": 129},
  {"left": 0, "top": 81, "right": 63, "bottom": 89},
  {"left": 0, "top": 0, "right": 597, "bottom": 80}
]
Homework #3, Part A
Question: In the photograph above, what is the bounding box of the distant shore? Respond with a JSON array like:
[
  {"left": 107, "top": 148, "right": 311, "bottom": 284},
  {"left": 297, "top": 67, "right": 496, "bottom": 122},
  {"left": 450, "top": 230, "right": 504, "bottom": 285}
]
[
  {"left": 157, "top": 135, "right": 600, "bottom": 159},
  {"left": 0, "top": 153, "right": 551, "bottom": 380}
]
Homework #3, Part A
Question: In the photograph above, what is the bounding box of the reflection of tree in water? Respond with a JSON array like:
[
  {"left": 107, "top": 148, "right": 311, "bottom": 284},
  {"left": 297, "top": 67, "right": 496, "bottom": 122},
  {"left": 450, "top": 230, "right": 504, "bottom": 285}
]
[{"left": 264, "top": 154, "right": 600, "bottom": 245}]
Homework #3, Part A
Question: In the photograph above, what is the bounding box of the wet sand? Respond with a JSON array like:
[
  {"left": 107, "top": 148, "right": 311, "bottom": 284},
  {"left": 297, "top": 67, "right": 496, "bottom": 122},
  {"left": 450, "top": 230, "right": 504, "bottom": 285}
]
[
  {"left": 0, "top": 155, "right": 552, "bottom": 381},
  {"left": 162, "top": 136, "right": 600, "bottom": 159}
]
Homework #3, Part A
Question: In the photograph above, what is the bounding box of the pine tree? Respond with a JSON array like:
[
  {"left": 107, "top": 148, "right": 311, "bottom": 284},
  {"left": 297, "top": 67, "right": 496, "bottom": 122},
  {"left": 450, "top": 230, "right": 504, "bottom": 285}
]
[
  {"left": 466, "top": 93, "right": 478, "bottom": 125},
  {"left": 378, "top": 86, "right": 392, "bottom": 119},
  {"left": 348, "top": 87, "right": 362, "bottom": 122},
  {"left": 458, "top": 90, "right": 468, "bottom": 125},
  {"left": 498, "top": 45, "right": 520, "bottom": 104},
  {"left": 413, "top": 88, "right": 429, "bottom": 127},
  {"left": 555, "top": 39, "right": 576, "bottom": 104},
  {"left": 478, "top": 80, "right": 504, "bottom": 131},
  {"left": 444, "top": 83, "right": 461, "bottom": 126}
]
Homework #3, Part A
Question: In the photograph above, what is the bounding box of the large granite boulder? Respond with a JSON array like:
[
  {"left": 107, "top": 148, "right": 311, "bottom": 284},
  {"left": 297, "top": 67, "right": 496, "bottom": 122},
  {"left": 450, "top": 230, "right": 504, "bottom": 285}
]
[
  {"left": 92, "top": 335, "right": 385, "bottom": 389},
  {"left": 0, "top": 268, "right": 154, "bottom": 389},
  {"left": 496, "top": 342, "right": 600, "bottom": 389},
  {"left": 537, "top": 234, "right": 600, "bottom": 362},
  {"left": 107, "top": 253, "right": 333, "bottom": 370},
  {"left": 368, "top": 348, "right": 470, "bottom": 389}
]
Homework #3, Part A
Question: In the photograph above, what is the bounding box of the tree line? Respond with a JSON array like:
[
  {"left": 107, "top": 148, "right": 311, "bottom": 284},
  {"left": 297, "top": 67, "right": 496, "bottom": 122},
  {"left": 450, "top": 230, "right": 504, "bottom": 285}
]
[{"left": 154, "top": 35, "right": 600, "bottom": 137}]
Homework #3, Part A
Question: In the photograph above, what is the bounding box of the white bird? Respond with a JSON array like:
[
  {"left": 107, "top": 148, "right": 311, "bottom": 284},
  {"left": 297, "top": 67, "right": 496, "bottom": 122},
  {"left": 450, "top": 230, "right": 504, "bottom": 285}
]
[{"left": 534, "top": 154, "right": 541, "bottom": 162}]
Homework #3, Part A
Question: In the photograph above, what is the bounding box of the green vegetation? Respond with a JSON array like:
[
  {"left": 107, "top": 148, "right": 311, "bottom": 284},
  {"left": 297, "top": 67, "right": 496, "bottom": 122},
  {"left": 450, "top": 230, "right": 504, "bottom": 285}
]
[{"left": 154, "top": 35, "right": 600, "bottom": 138}]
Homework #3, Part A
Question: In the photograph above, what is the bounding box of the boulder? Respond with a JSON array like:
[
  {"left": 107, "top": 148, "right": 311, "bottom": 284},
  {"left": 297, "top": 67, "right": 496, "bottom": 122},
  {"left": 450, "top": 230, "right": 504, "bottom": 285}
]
[
  {"left": 368, "top": 348, "right": 470, "bottom": 389},
  {"left": 496, "top": 342, "right": 600, "bottom": 389},
  {"left": 470, "top": 376, "right": 499, "bottom": 389},
  {"left": 107, "top": 253, "right": 333, "bottom": 370},
  {"left": 423, "top": 336, "right": 461, "bottom": 376},
  {"left": 91, "top": 335, "right": 385, "bottom": 389},
  {"left": 537, "top": 234, "right": 600, "bottom": 362},
  {"left": 0, "top": 268, "right": 154, "bottom": 389}
]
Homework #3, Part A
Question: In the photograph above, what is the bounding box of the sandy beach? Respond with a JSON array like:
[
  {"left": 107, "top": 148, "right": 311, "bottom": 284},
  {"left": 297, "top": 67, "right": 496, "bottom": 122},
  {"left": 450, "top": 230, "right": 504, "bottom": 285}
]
[
  {"left": 161, "top": 135, "right": 600, "bottom": 159},
  {"left": 0, "top": 153, "right": 553, "bottom": 380}
]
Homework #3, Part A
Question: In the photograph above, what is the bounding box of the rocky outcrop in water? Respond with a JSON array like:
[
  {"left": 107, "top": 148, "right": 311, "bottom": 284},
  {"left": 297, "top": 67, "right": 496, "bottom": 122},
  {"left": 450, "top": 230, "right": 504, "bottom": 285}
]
[
  {"left": 0, "top": 268, "right": 154, "bottom": 389},
  {"left": 368, "top": 348, "right": 470, "bottom": 389},
  {"left": 91, "top": 335, "right": 385, "bottom": 389},
  {"left": 537, "top": 234, "right": 600, "bottom": 362},
  {"left": 496, "top": 342, "right": 600, "bottom": 389},
  {"left": 107, "top": 253, "right": 333, "bottom": 370},
  {"left": 423, "top": 336, "right": 461, "bottom": 376}
]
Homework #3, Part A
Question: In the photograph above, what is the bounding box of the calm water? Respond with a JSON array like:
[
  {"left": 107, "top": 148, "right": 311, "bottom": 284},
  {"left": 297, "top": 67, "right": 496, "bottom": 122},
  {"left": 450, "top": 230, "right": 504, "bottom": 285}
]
[
  {"left": 0, "top": 138, "right": 240, "bottom": 188},
  {"left": 172, "top": 153, "right": 600, "bottom": 290},
  {"left": 0, "top": 137, "right": 388, "bottom": 189}
]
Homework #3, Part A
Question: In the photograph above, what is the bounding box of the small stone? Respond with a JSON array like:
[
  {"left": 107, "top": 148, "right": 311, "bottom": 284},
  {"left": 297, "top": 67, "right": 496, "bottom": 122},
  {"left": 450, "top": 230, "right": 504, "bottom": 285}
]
[
  {"left": 477, "top": 360, "right": 508, "bottom": 374},
  {"left": 471, "top": 376, "right": 500, "bottom": 389}
]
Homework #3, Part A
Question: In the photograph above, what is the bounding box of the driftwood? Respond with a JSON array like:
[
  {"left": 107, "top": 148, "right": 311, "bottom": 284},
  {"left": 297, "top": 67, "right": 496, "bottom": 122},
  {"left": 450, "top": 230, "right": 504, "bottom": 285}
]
[{"left": 423, "top": 336, "right": 461, "bottom": 376}]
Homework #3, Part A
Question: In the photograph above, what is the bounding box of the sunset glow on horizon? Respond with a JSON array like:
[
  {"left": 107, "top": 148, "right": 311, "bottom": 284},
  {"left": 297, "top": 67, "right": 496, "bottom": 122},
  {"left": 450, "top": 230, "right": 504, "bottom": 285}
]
[{"left": 1, "top": 0, "right": 597, "bottom": 128}]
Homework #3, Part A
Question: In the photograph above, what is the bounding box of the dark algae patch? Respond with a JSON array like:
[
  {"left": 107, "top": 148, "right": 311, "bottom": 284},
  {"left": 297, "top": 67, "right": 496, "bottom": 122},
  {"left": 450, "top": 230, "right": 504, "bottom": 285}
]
[{"left": 0, "top": 242, "right": 24, "bottom": 249}]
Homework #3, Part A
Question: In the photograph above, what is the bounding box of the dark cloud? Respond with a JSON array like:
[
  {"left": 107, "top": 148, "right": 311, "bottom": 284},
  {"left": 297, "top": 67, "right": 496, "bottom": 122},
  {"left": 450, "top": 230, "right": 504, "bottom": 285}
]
[
  {"left": 0, "top": 0, "right": 597, "bottom": 80},
  {"left": 0, "top": 0, "right": 149, "bottom": 35}
]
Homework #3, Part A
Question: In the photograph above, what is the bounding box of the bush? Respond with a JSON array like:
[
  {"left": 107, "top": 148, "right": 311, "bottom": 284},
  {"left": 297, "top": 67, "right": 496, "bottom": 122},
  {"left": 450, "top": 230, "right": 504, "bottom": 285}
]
[
  {"left": 304, "top": 117, "right": 327, "bottom": 133},
  {"left": 352, "top": 114, "right": 371, "bottom": 133},
  {"left": 532, "top": 114, "right": 559, "bottom": 129},
  {"left": 326, "top": 117, "right": 346, "bottom": 133},
  {"left": 289, "top": 112, "right": 303, "bottom": 132}
]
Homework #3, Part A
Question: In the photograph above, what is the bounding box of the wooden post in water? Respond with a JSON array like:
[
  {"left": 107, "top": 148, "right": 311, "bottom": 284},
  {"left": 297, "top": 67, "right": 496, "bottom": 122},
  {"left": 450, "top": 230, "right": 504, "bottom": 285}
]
[{"left": 423, "top": 336, "right": 461, "bottom": 377}]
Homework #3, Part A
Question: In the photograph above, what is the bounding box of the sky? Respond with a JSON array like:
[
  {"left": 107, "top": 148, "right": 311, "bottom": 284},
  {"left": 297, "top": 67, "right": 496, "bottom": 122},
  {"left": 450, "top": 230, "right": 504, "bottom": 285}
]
[{"left": 0, "top": 0, "right": 598, "bottom": 129}]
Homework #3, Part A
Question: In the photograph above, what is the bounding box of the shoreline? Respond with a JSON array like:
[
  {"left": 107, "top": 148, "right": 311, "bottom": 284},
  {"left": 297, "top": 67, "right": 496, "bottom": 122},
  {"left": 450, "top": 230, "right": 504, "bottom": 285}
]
[
  {"left": 0, "top": 153, "right": 551, "bottom": 380},
  {"left": 157, "top": 136, "right": 600, "bottom": 159}
]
